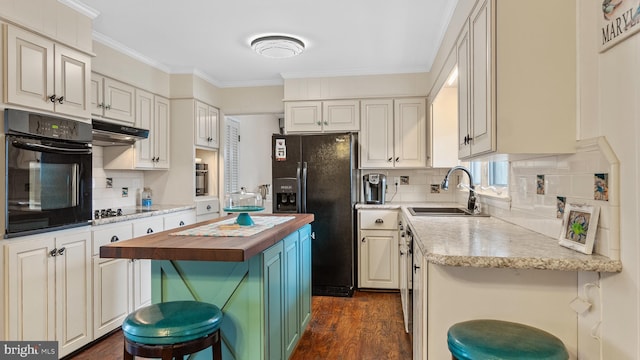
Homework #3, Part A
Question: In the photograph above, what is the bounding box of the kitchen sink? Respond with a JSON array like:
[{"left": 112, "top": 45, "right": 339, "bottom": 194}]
[{"left": 408, "top": 207, "right": 489, "bottom": 217}]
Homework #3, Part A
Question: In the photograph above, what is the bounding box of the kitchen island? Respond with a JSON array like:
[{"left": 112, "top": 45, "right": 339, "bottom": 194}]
[{"left": 100, "top": 213, "right": 314, "bottom": 360}]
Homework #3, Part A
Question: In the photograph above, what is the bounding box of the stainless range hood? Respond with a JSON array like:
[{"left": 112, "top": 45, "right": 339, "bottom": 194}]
[{"left": 92, "top": 119, "right": 149, "bottom": 146}]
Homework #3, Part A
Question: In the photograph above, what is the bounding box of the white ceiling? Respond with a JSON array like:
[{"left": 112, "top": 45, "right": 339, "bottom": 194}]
[{"left": 67, "top": 0, "right": 458, "bottom": 88}]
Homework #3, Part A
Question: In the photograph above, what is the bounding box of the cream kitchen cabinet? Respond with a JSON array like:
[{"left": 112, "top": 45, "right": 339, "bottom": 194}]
[
  {"left": 357, "top": 209, "right": 399, "bottom": 289},
  {"left": 92, "top": 222, "right": 133, "bottom": 338},
  {"left": 91, "top": 73, "right": 136, "bottom": 124},
  {"left": 133, "top": 90, "right": 170, "bottom": 169},
  {"left": 284, "top": 100, "right": 359, "bottom": 133},
  {"left": 456, "top": 0, "right": 576, "bottom": 159},
  {"left": 5, "top": 227, "right": 92, "bottom": 357},
  {"left": 412, "top": 242, "right": 426, "bottom": 360},
  {"left": 195, "top": 100, "right": 219, "bottom": 149},
  {"left": 360, "top": 98, "right": 426, "bottom": 169},
  {"left": 102, "top": 90, "right": 170, "bottom": 170},
  {"left": 132, "top": 217, "right": 165, "bottom": 310},
  {"left": 163, "top": 209, "right": 197, "bottom": 230},
  {"left": 5, "top": 24, "right": 91, "bottom": 120}
]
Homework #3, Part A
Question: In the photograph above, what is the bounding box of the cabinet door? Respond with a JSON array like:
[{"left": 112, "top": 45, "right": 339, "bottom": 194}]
[
  {"left": 283, "top": 233, "right": 300, "bottom": 358},
  {"left": 132, "top": 218, "right": 164, "bottom": 310},
  {"left": 298, "top": 225, "right": 312, "bottom": 330},
  {"left": 360, "top": 99, "right": 394, "bottom": 168},
  {"left": 207, "top": 105, "right": 219, "bottom": 148},
  {"left": 359, "top": 230, "right": 399, "bottom": 289},
  {"left": 263, "top": 241, "right": 284, "bottom": 360},
  {"left": 412, "top": 246, "right": 424, "bottom": 360},
  {"left": 90, "top": 74, "right": 104, "bottom": 117},
  {"left": 285, "top": 101, "right": 322, "bottom": 133},
  {"left": 394, "top": 98, "right": 426, "bottom": 168},
  {"left": 399, "top": 231, "right": 409, "bottom": 333},
  {"left": 93, "top": 257, "right": 132, "bottom": 338},
  {"left": 323, "top": 100, "right": 360, "bottom": 131},
  {"left": 456, "top": 21, "right": 472, "bottom": 158},
  {"left": 154, "top": 95, "right": 171, "bottom": 168},
  {"left": 55, "top": 230, "right": 92, "bottom": 357},
  {"left": 5, "top": 237, "right": 56, "bottom": 341},
  {"left": 5, "top": 25, "right": 55, "bottom": 112},
  {"left": 195, "top": 101, "right": 211, "bottom": 147},
  {"left": 54, "top": 44, "right": 90, "bottom": 119},
  {"left": 470, "top": 0, "right": 493, "bottom": 156},
  {"left": 103, "top": 78, "right": 136, "bottom": 123},
  {"left": 135, "top": 89, "right": 155, "bottom": 169}
]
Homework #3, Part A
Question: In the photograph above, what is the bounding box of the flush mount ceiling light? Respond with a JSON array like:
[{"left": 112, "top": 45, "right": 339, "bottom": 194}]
[{"left": 251, "top": 35, "right": 305, "bottom": 59}]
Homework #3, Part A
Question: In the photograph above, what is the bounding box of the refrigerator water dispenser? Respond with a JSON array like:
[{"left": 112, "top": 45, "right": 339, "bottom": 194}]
[{"left": 273, "top": 177, "right": 298, "bottom": 213}]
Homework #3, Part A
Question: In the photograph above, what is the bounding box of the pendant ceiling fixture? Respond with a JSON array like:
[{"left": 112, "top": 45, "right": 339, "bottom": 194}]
[{"left": 251, "top": 35, "right": 305, "bottom": 59}]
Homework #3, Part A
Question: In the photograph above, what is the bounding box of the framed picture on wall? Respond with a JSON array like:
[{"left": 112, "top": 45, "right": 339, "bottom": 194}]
[{"left": 558, "top": 204, "right": 600, "bottom": 254}]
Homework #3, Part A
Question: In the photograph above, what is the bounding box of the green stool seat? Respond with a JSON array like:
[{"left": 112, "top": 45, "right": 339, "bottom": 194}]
[
  {"left": 447, "top": 320, "right": 569, "bottom": 360},
  {"left": 123, "top": 300, "right": 223, "bottom": 345}
]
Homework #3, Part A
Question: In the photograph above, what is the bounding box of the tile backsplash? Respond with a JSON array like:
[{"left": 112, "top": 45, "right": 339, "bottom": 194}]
[
  {"left": 360, "top": 168, "right": 456, "bottom": 203},
  {"left": 92, "top": 146, "right": 144, "bottom": 210},
  {"left": 478, "top": 137, "right": 618, "bottom": 259}
]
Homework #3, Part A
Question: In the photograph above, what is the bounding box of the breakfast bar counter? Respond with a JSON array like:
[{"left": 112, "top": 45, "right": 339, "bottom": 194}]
[{"left": 100, "top": 213, "right": 314, "bottom": 261}]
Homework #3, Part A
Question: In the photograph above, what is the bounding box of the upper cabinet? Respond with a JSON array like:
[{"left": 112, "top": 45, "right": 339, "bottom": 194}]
[
  {"left": 360, "top": 98, "right": 426, "bottom": 169},
  {"left": 91, "top": 73, "right": 136, "bottom": 124},
  {"left": 4, "top": 24, "right": 91, "bottom": 120},
  {"left": 457, "top": 0, "right": 576, "bottom": 159},
  {"left": 134, "top": 90, "right": 170, "bottom": 169},
  {"left": 195, "top": 100, "right": 219, "bottom": 149},
  {"left": 103, "top": 90, "right": 170, "bottom": 170},
  {"left": 284, "top": 100, "right": 359, "bottom": 133}
]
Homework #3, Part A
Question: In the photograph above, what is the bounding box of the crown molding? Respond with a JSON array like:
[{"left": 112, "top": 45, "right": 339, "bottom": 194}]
[{"left": 57, "top": 0, "right": 100, "bottom": 19}]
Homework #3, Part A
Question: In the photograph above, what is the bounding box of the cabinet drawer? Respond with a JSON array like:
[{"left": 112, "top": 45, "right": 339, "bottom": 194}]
[
  {"left": 164, "top": 210, "right": 196, "bottom": 230},
  {"left": 132, "top": 217, "right": 165, "bottom": 237},
  {"left": 359, "top": 210, "right": 398, "bottom": 230},
  {"left": 196, "top": 199, "right": 219, "bottom": 216},
  {"left": 92, "top": 223, "right": 133, "bottom": 256}
]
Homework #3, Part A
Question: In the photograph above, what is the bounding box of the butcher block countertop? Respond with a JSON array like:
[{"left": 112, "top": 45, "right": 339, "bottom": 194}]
[{"left": 100, "top": 213, "right": 314, "bottom": 262}]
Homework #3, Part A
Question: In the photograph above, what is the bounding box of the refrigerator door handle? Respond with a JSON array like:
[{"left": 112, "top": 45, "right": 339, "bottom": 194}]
[
  {"left": 296, "top": 162, "right": 302, "bottom": 213},
  {"left": 302, "top": 161, "right": 308, "bottom": 213}
]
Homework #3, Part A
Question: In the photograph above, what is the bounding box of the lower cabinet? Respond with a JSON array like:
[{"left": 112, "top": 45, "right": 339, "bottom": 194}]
[
  {"left": 4, "top": 227, "right": 92, "bottom": 358},
  {"left": 152, "top": 223, "right": 312, "bottom": 360},
  {"left": 92, "top": 211, "right": 195, "bottom": 339},
  {"left": 357, "top": 209, "right": 400, "bottom": 289},
  {"left": 412, "top": 244, "right": 426, "bottom": 360}
]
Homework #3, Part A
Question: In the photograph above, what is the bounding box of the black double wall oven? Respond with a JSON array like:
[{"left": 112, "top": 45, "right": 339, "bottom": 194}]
[{"left": 5, "top": 109, "right": 93, "bottom": 238}]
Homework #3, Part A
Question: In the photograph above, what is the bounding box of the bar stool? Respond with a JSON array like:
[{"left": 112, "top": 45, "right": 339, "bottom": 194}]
[
  {"left": 447, "top": 319, "right": 569, "bottom": 360},
  {"left": 122, "top": 300, "right": 223, "bottom": 360}
]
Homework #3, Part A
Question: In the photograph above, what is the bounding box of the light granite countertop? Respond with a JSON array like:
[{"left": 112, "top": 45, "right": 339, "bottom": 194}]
[
  {"left": 92, "top": 204, "right": 196, "bottom": 226},
  {"left": 356, "top": 202, "right": 622, "bottom": 273}
]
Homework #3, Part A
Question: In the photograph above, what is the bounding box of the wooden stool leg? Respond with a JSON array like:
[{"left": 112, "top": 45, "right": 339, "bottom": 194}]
[
  {"left": 213, "top": 335, "right": 222, "bottom": 359},
  {"left": 123, "top": 342, "right": 134, "bottom": 360}
]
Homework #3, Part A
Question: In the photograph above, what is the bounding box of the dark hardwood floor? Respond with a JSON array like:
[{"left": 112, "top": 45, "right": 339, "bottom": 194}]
[{"left": 66, "top": 291, "right": 411, "bottom": 360}]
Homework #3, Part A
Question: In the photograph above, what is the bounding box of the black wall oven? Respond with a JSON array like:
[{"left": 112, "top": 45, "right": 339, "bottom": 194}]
[{"left": 5, "top": 109, "right": 93, "bottom": 238}]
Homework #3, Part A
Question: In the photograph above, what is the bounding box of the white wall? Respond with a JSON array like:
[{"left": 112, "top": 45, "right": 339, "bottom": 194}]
[
  {"left": 578, "top": 2, "right": 640, "bottom": 359},
  {"left": 231, "top": 114, "right": 280, "bottom": 195}
]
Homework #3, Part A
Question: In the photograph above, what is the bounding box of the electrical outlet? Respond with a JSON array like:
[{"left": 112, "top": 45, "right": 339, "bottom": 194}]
[{"left": 393, "top": 177, "right": 401, "bottom": 186}]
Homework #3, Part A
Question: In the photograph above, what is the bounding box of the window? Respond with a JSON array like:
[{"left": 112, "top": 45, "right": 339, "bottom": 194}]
[
  {"left": 224, "top": 118, "right": 240, "bottom": 194},
  {"left": 488, "top": 161, "right": 508, "bottom": 187},
  {"left": 469, "top": 162, "right": 482, "bottom": 185}
]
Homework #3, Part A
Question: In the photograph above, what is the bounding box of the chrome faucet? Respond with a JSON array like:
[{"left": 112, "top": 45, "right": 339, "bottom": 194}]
[{"left": 441, "top": 165, "right": 476, "bottom": 213}]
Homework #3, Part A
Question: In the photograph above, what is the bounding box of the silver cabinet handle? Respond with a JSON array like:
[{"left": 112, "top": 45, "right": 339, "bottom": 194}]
[
  {"left": 111, "top": 235, "right": 119, "bottom": 242},
  {"left": 50, "top": 248, "right": 58, "bottom": 257},
  {"left": 57, "top": 247, "right": 66, "bottom": 256},
  {"left": 206, "top": 205, "right": 212, "bottom": 210},
  {"left": 375, "top": 218, "right": 384, "bottom": 224},
  {"left": 361, "top": 237, "right": 366, "bottom": 243},
  {"left": 147, "top": 228, "right": 154, "bottom": 234},
  {"left": 179, "top": 221, "right": 185, "bottom": 226}
]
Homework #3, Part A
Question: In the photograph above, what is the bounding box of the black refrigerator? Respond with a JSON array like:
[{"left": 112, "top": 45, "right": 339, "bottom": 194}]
[{"left": 272, "top": 133, "right": 356, "bottom": 297}]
